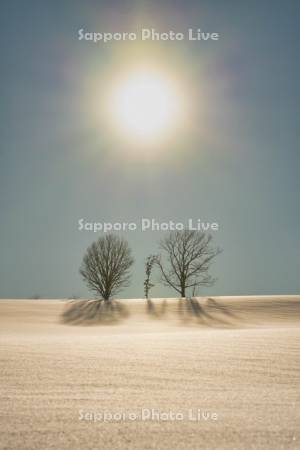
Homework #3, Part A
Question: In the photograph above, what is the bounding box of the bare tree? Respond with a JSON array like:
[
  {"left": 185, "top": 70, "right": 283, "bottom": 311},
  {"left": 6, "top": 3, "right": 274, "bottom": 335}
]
[
  {"left": 156, "top": 230, "right": 221, "bottom": 297},
  {"left": 80, "top": 234, "right": 134, "bottom": 301},
  {"left": 144, "top": 255, "right": 157, "bottom": 299}
]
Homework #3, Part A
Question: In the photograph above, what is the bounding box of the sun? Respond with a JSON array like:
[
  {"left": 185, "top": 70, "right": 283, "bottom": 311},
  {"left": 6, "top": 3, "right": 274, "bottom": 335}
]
[{"left": 109, "top": 69, "right": 182, "bottom": 142}]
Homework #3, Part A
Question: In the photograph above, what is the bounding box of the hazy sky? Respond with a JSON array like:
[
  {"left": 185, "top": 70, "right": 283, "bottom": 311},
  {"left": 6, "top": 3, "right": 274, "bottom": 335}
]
[{"left": 0, "top": 0, "right": 299, "bottom": 298}]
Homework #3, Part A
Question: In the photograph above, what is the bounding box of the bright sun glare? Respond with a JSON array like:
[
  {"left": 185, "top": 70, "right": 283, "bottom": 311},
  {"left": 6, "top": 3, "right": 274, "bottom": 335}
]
[{"left": 109, "top": 69, "right": 182, "bottom": 142}]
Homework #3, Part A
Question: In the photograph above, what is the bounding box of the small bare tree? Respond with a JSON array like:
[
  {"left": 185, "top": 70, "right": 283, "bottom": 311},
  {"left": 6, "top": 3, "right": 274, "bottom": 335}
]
[
  {"left": 156, "top": 230, "right": 221, "bottom": 297},
  {"left": 144, "top": 255, "right": 157, "bottom": 299},
  {"left": 80, "top": 234, "right": 134, "bottom": 302}
]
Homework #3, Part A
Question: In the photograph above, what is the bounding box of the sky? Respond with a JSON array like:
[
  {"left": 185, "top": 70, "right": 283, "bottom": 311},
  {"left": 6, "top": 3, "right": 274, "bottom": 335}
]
[{"left": 0, "top": 0, "right": 299, "bottom": 298}]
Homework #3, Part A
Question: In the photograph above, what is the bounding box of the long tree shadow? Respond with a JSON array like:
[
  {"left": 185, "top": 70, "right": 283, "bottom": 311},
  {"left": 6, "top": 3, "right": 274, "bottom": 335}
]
[
  {"left": 61, "top": 299, "right": 129, "bottom": 325},
  {"left": 146, "top": 299, "right": 167, "bottom": 318},
  {"left": 206, "top": 297, "right": 239, "bottom": 318},
  {"left": 178, "top": 297, "right": 239, "bottom": 327}
]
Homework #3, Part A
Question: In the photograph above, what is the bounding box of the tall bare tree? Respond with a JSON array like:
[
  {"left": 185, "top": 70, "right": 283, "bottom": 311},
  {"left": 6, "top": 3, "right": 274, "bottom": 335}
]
[
  {"left": 80, "top": 234, "right": 134, "bottom": 301},
  {"left": 144, "top": 255, "right": 157, "bottom": 299},
  {"left": 156, "top": 230, "right": 221, "bottom": 297}
]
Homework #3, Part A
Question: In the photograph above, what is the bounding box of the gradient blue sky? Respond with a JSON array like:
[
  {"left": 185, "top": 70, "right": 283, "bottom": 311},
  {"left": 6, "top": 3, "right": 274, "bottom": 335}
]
[{"left": 0, "top": 0, "right": 299, "bottom": 298}]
